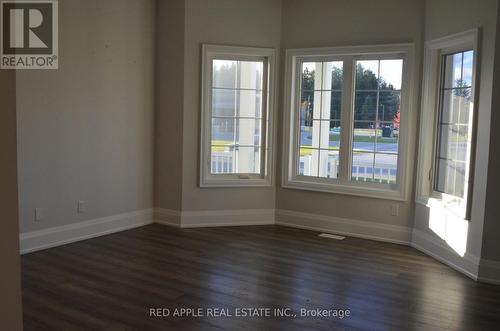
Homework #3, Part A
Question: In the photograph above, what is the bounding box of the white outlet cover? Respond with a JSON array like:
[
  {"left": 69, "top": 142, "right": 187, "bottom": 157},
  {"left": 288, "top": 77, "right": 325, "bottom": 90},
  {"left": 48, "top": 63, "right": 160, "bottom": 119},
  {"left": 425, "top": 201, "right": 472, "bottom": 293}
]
[
  {"left": 391, "top": 204, "right": 399, "bottom": 216},
  {"left": 78, "top": 201, "right": 86, "bottom": 213},
  {"left": 35, "top": 208, "right": 43, "bottom": 221}
]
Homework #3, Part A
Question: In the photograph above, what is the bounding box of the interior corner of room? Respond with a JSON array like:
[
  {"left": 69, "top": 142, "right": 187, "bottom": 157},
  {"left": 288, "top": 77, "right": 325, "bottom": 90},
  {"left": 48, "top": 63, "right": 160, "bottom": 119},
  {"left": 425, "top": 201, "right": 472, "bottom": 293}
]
[{"left": 3, "top": 0, "right": 500, "bottom": 330}]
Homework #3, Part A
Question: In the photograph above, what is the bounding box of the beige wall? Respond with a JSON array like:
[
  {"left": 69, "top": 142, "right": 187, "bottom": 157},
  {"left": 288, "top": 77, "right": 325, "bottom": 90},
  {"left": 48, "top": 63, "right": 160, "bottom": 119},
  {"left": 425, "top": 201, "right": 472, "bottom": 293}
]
[
  {"left": 0, "top": 71, "right": 23, "bottom": 329},
  {"left": 16, "top": 0, "right": 155, "bottom": 233},
  {"left": 413, "top": 0, "right": 498, "bottom": 262},
  {"left": 180, "top": 0, "right": 282, "bottom": 211},
  {"left": 276, "top": 0, "right": 425, "bottom": 227},
  {"left": 155, "top": 0, "right": 185, "bottom": 211},
  {"left": 12, "top": 0, "right": 500, "bottom": 282},
  {"left": 481, "top": 1, "right": 500, "bottom": 263}
]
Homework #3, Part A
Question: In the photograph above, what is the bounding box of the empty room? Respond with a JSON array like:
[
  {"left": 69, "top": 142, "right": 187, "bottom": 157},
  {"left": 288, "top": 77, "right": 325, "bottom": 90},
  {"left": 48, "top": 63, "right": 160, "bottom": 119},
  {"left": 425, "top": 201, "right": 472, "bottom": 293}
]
[{"left": 3, "top": 0, "right": 500, "bottom": 330}]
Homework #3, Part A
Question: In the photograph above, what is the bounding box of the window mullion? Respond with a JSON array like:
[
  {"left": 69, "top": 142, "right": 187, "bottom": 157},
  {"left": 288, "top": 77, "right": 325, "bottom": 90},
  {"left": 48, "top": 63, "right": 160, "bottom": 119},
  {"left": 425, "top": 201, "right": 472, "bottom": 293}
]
[{"left": 339, "top": 57, "right": 354, "bottom": 184}]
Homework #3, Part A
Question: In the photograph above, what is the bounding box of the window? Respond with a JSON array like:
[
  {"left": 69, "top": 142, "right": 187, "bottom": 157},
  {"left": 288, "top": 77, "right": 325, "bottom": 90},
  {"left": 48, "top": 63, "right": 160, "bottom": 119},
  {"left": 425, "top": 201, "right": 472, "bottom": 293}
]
[
  {"left": 434, "top": 50, "right": 474, "bottom": 199},
  {"left": 416, "top": 29, "right": 478, "bottom": 219},
  {"left": 352, "top": 59, "right": 403, "bottom": 184},
  {"left": 298, "top": 61, "right": 343, "bottom": 178},
  {"left": 283, "top": 44, "right": 414, "bottom": 200},
  {"left": 200, "top": 45, "right": 276, "bottom": 187}
]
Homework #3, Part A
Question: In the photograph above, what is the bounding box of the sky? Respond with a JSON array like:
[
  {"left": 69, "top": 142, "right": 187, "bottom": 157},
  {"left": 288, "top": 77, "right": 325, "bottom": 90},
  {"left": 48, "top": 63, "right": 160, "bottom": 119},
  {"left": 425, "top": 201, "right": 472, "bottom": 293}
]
[{"left": 303, "top": 59, "right": 403, "bottom": 90}]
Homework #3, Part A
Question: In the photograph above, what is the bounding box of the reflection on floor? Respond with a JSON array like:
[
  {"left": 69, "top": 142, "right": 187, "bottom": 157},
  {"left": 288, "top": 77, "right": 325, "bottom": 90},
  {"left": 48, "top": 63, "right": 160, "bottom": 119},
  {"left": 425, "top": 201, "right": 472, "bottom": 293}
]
[{"left": 22, "top": 224, "right": 500, "bottom": 330}]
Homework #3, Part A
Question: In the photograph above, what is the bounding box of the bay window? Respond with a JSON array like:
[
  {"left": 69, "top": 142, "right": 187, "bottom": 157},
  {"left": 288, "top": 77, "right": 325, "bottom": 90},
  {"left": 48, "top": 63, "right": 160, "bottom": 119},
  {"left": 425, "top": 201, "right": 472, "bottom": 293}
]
[{"left": 283, "top": 44, "right": 414, "bottom": 200}]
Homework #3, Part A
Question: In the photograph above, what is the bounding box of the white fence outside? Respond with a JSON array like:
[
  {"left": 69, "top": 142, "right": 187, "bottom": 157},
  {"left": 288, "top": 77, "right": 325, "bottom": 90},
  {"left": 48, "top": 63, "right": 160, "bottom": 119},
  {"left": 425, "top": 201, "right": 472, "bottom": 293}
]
[
  {"left": 299, "top": 155, "right": 396, "bottom": 183},
  {"left": 211, "top": 153, "right": 233, "bottom": 174},
  {"left": 211, "top": 153, "right": 397, "bottom": 184}
]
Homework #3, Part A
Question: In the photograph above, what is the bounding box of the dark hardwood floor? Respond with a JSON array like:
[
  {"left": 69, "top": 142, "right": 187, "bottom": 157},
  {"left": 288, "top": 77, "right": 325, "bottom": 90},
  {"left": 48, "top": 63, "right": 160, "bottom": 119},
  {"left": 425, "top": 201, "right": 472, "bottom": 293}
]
[{"left": 22, "top": 224, "right": 500, "bottom": 330}]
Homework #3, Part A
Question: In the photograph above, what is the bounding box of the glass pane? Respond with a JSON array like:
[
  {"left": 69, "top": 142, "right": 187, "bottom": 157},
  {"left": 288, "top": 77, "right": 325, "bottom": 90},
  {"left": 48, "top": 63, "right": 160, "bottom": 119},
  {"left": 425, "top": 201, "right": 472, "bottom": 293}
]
[
  {"left": 354, "top": 91, "right": 377, "bottom": 121},
  {"left": 454, "top": 88, "right": 472, "bottom": 124},
  {"left": 299, "top": 122, "right": 312, "bottom": 147},
  {"left": 437, "top": 124, "right": 453, "bottom": 160},
  {"left": 238, "top": 90, "right": 262, "bottom": 118},
  {"left": 321, "top": 91, "right": 342, "bottom": 120},
  {"left": 353, "top": 121, "right": 376, "bottom": 152},
  {"left": 379, "top": 59, "right": 403, "bottom": 90},
  {"left": 376, "top": 123, "right": 399, "bottom": 153},
  {"left": 323, "top": 61, "right": 343, "bottom": 90},
  {"left": 210, "top": 146, "right": 234, "bottom": 174},
  {"left": 320, "top": 121, "right": 340, "bottom": 150},
  {"left": 441, "top": 90, "right": 455, "bottom": 124},
  {"left": 454, "top": 161, "right": 466, "bottom": 198},
  {"left": 375, "top": 154, "right": 398, "bottom": 184},
  {"left": 378, "top": 91, "right": 400, "bottom": 122},
  {"left": 436, "top": 159, "right": 463, "bottom": 196},
  {"left": 235, "top": 147, "right": 260, "bottom": 174},
  {"left": 437, "top": 124, "right": 469, "bottom": 171},
  {"left": 301, "top": 62, "right": 319, "bottom": 91},
  {"left": 462, "top": 50, "right": 474, "bottom": 87},
  {"left": 438, "top": 124, "right": 468, "bottom": 163},
  {"left": 459, "top": 90, "right": 472, "bottom": 124},
  {"left": 212, "top": 60, "right": 263, "bottom": 90},
  {"left": 212, "top": 60, "right": 237, "bottom": 88},
  {"left": 319, "top": 150, "right": 340, "bottom": 179},
  {"left": 352, "top": 152, "right": 375, "bottom": 182},
  {"left": 443, "top": 53, "right": 463, "bottom": 88},
  {"left": 238, "top": 61, "right": 263, "bottom": 90},
  {"left": 212, "top": 89, "right": 262, "bottom": 118},
  {"left": 441, "top": 88, "right": 472, "bottom": 124},
  {"left": 235, "top": 119, "right": 261, "bottom": 146},
  {"left": 300, "top": 120, "right": 320, "bottom": 148},
  {"left": 300, "top": 90, "right": 319, "bottom": 122},
  {"left": 456, "top": 125, "right": 469, "bottom": 161},
  {"left": 356, "top": 60, "right": 379, "bottom": 90},
  {"left": 298, "top": 148, "right": 318, "bottom": 177},
  {"left": 211, "top": 118, "right": 235, "bottom": 144}
]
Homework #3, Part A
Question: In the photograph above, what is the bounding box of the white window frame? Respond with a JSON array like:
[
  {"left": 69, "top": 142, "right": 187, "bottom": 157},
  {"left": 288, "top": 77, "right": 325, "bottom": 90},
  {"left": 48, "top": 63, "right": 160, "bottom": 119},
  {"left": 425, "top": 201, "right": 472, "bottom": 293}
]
[
  {"left": 282, "top": 44, "right": 415, "bottom": 201},
  {"left": 200, "top": 44, "right": 277, "bottom": 187},
  {"left": 415, "top": 29, "right": 479, "bottom": 220}
]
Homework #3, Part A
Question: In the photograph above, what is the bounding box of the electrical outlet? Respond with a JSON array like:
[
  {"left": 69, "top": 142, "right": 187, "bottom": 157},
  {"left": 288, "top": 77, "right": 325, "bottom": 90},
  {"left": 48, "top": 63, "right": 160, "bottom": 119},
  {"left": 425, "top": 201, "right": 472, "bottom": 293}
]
[
  {"left": 390, "top": 204, "right": 399, "bottom": 216},
  {"left": 35, "top": 208, "right": 43, "bottom": 222},
  {"left": 77, "top": 200, "right": 86, "bottom": 214}
]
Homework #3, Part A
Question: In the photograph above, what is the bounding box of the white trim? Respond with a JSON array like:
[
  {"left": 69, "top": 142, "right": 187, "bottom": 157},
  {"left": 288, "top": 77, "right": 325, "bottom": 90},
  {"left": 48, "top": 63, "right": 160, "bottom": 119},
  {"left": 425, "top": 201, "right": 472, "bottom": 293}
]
[
  {"left": 199, "top": 44, "right": 278, "bottom": 187},
  {"left": 19, "top": 209, "right": 155, "bottom": 254},
  {"left": 19, "top": 205, "right": 495, "bottom": 284},
  {"left": 275, "top": 209, "right": 411, "bottom": 245},
  {"left": 282, "top": 43, "right": 415, "bottom": 201},
  {"left": 154, "top": 208, "right": 274, "bottom": 228},
  {"left": 154, "top": 208, "right": 182, "bottom": 227},
  {"left": 181, "top": 209, "right": 275, "bottom": 228},
  {"left": 411, "top": 229, "right": 479, "bottom": 281},
  {"left": 415, "top": 29, "right": 480, "bottom": 219}
]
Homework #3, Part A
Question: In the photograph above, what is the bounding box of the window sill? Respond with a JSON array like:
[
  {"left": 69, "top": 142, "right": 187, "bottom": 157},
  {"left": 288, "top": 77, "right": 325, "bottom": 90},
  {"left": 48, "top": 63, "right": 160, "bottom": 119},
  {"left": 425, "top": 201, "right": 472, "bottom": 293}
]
[
  {"left": 416, "top": 196, "right": 468, "bottom": 220},
  {"left": 200, "top": 177, "right": 272, "bottom": 188},
  {"left": 283, "top": 177, "right": 407, "bottom": 201}
]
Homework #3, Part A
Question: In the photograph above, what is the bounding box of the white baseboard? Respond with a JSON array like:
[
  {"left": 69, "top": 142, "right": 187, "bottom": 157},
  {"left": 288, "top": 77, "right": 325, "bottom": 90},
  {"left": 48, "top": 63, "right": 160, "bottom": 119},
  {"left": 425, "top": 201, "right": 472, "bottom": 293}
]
[
  {"left": 411, "top": 229, "right": 480, "bottom": 281},
  {"left": 154, "top": 208, "right": 275, "bottom": 228},
  {"left": 20, "top": 209, "right": 154, "bottom": 254},
  {"left": 275, "top": 209, "right": 412, "bottom": 245},
  {"left": 154, "top": 208, "right": 182, "bottom": 227},
  {"left": 478, "top": 258, "right": 500, "bottom": 285},
  {"left": 20, "top": 205, "right": 498, "bottom": 285}
]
